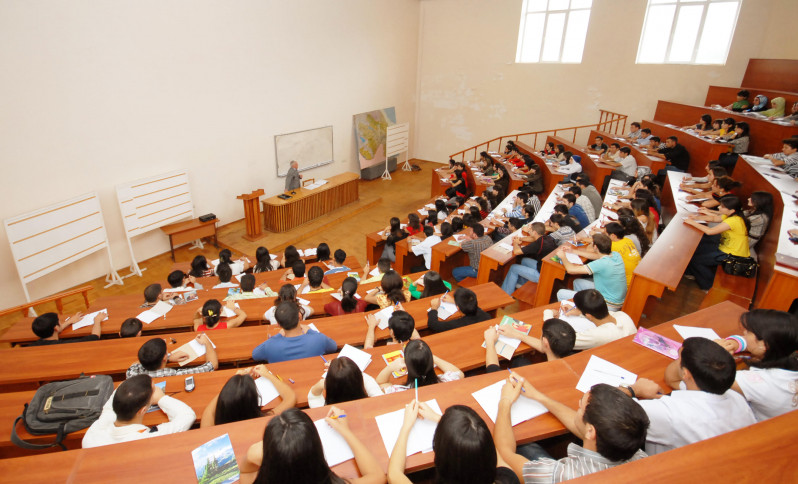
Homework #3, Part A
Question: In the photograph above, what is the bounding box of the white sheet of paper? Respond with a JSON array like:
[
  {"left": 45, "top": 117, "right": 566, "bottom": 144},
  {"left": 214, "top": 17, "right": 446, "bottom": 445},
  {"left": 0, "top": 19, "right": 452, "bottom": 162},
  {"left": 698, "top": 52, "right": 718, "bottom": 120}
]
[
  {"left": 498, "top": 242, "right": 513, "bottom": 252},
  {"left": 376, "top": 399, "right": 442, "bottom": 457},
  {"left": 314, "top": 418, "right": 355, "bottom": 467},
  {"left": 234, "top": 274, "right": 245, "bottom": 282},
  {"left": 576, "top": 355, "right": 637, "bottom": 393},
  {"left": 434, "top": 301, "right": 458, "bottom": 320},
  {"left": 564, "top": 253, "right": 584, "bottom": 265},
  {"left": 369, "top": 267, "right": 382, "bottom": 277},
  {"left": 70, "top": 310, "right": 109, "bottom": 330},
  {"left": 331, "top": 293, "right": 361, "bottom": 301},
  {"left": 559, "top": 315, "right": 597, "bottom": 333},
  {"left": 221, "top": 305, "right": 238, "bottom": 318},
  {"left": 297, "top": 297, "right": 310, "bottom": 305},
  {"left": 254, "top": 376, "right": 280, "bottom": 406},
  {"left": 338, "top": 344, "right": 372, "bottom": 372},
  {"left": 374, "top": 306, "right": 395, "bottom": 330},
  {"left": 472, "top": 380, "right": 549, "bottom": 426},
  {"left": 306, "top": 323, "right": 320, "bottom": 333},
  {"left": 672, "top": 325, "right": 721, "bottom": 341},
  {"left": 178, "top": 335, "right": 217, "bottom": 366}
]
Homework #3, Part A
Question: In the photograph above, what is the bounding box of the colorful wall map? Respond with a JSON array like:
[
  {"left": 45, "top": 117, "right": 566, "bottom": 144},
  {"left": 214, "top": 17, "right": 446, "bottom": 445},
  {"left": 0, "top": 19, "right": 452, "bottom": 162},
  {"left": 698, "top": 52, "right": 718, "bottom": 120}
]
[{"left": 354, "top": 107, "right": 396, "bottom": 170}]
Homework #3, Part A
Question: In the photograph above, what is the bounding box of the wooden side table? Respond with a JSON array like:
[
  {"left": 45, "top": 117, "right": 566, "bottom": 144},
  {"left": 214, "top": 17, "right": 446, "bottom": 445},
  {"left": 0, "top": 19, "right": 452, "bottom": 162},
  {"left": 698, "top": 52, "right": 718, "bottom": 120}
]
[{"left": 160, "top": 217, "right": 219, "bottom": 261}]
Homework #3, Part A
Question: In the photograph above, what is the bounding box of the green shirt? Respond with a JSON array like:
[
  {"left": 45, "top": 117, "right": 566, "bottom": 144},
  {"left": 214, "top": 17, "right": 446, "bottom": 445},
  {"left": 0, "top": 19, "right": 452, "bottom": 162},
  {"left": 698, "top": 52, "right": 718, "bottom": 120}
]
[{"left": 408, "top": 280, "right": 452, "bottom": 300}]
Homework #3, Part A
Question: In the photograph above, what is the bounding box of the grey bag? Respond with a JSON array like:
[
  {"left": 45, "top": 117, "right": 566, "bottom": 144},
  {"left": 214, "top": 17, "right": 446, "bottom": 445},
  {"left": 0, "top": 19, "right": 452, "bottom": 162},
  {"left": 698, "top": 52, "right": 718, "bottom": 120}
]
[{"left": 11, "top": 374, "right": 114, "bottom": 450}]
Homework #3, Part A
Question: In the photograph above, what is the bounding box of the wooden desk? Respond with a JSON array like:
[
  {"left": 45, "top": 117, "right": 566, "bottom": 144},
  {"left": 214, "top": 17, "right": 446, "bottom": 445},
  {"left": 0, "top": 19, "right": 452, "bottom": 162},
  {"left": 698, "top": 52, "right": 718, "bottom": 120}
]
[
  {"left": 548, "top": 135, "right": 615, "bottom": 190},
  {"left": 514, "top": 141, "right": 560, "bottom": 197},
  {"left": 160, "top": 217, "right": 219, "bottom": 261},
  {"left": 261, "top": 172, "right": 359, "bottom": 233},
  {"left": 588, "top": 129, "right": 667, "bottom": 172},
  {"left": 705, "top": 86, "right": 798, "bottom": 114},
  {"left": 653, "top": 101, "right": 798, "bottom": 156},
  {"left": 640, "top": 120, "right": 731, "bottom": 174}
]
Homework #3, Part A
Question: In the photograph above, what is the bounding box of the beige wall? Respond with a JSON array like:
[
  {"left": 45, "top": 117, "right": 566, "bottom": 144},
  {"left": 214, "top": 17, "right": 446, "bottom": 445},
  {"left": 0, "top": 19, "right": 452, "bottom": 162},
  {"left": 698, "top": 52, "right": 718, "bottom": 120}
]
[
  {"left": 759, "top": 0, "right": 798, "bottom": 59},
  {"left": 414, "top": 0, "right": 793, "bottom": 161},
  {"left": 0, "top": 0, "right": 419, "bottom": 308}
]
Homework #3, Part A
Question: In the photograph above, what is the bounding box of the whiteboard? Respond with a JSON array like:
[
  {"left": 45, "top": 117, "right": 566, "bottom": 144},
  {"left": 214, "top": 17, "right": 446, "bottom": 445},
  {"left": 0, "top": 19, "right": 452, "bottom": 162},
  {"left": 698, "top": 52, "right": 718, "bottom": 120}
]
[
  {"left": 4, "top": 192, "right": 112, "bottom": 285},
  {"left": 274, "top": 126, "right": 334, "bottom": 177},
  {"left": 116, "top": 170, "right": 194, "bottom": 238}
]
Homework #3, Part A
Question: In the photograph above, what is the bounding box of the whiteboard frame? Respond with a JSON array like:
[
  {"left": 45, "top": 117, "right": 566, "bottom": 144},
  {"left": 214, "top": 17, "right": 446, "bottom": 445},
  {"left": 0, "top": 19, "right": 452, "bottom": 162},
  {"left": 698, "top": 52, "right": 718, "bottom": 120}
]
[{"left": 274, "top": 125, "right": 335, "bottom": 177}]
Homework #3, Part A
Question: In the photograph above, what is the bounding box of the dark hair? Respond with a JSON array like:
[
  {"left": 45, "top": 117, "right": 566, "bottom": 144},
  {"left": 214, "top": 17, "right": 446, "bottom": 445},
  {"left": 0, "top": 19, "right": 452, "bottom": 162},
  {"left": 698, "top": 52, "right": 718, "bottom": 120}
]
[
  {"left": 650, "top": 136, "right": 661, "bottom": 143},
  {"left": 737, "top": 90, "right": 749, "bottom": 98},
  {"left": 604, "top": 221, "right": 625, "bottom": 240},
  {"left": 254, "top": 246, "right": 274, "bottom": 272},
  {"left": 592, "top": 233, "right": 612, "bottom": 255},
  {"left": 216, "top": 263, "right": 233, "bottom": 283},
  {"left": 595, "top": 135, "right": 604, "bottom": 141},
  {"left": 583, "top": 384, "right": 649, "bottom": 461},
  {"left": 569, "top": 185, "right": 582, "bottom": 196},
  {"left": 420, "top": 271, "right": 448, "bottom": 298},
  {"left": 700, "top": 114, "right": 713, "bottom": 128},
  {"left": 426, "top": 210, "right": 438, "bottom": 227},
  {"left": 339, "top": 277, "right": 359, "bottom": 313},
  {"left": 719, "top": 195, "right": 750, "bottom": 232},
  {"left": 469, "top": 206, "right": 482, "bottom": 222},
  {"left": 556, "top": 144, "right": 565, "bottom": 154},
  {"left": 273, "top": 284, "right": 305, "bottom": 319},
  {"left": 433, "top": 405, "right": 497, "bottom": 484},
  {"left": 254, "top": 408, "right": 345, "bottom": 484},
  {"left": 454, "top": 288, "right": 479, "bottom": 316},
  {"left": 620, "top": 146, "right": 632, "bottom": 155},
  {"left": 333, "top": 249, "right": 346, "bottom": 265},
  {"left": 388, "top": 310, "right": 415, "bottom": 343},
  {"left": 740, "top": 309, "right": 798, "bottom": 370},
  {"left": 218, "top": 249, "right": 234, "bottom": 265},
  {"left": 510, "top": 218, "right": 525, "bottom": 231},
  {"left": 31, "top": 312, "right": 60, "bottom": 338},
  {"left": 471, "top": 223, "right": 485, "bottom": 237},
  {"left": 451, "top": 217, "right": 464, "bottom": 233},
  {"left": 404, "top": 340, "right": 439, "bottom": 387},
  {"left": 144, "top": 284, "right": 161, "bottom": 303},
  {"left": 377, "top": 258, "right": 392, "bottom": 274},
  {"left": 722, "top": 117, "right": 736, "bottom": 129},
  {"left": 631, "top": 122, "right": 641, "bottom": 128},
  {"left": 563, "top": 151, "right": 573, "bottom": 162},
  {"left": 784, "top": 138, "right": 798, "bottom": 150},
  {"left": 315, "top": 243, "right": 330, "bottom": 262},
  {"left": 667, "top": 136, "right": 678, "bottom": 143},
  {"left": 189, "top": 255, "right": 210, "bottom": 277},
  {"left": 120, "top": 318, "right": 143, "bottom": 338},
  {"left": 274, "top": 301, "right": 300, "bottom": 330},
  {"left": 680, "top": 337, "right": 736, "bottom": 394},
  {"left": 641, "top": 128, "right": 651, "bottom": 135},
  {"left": 435, "top": 199, "right": 447, "bottom": 213},
  {"left": 408, "top": 213, "right": 421, "bottom": 230},
  {"left": 748, "top": 191, "right": 774, "bottom": 221},
  {"left": 215, "top": 374, "right": 264, "bottom": 425},
  {"left": 201, "top": 299, "right": 223, "bottom": 328},
  {"left": 167, "top": 270, "right": 185, "bottom": 288},
  {"left": 735, "top": 121, "right": 750, "bottom": 137},
  {"left": 714, "top": 176, "right": 742, "bottom": 193},
  {"left": 552, "top": 204, "right": 567, "bottom": 216},
  {"left": 618, "top": 215, "right": 650, "bottom": 256},
  {"left": 307, "top": 266, "right": 324, "bottom": 288},
  {"left": 291, "top": 260, "right": 306, "bottom": 278},
  {"left": 542, "top": 318, "right": 576, "bottom": 358},
  {"left": 324, "top": 357, "right": 368, "bottom": 405},
  {"left": 574, "top": 289, "right": 610, "bottom": 319},
  {"left": 562, "top": 193, "right": 577, "bottom": 205},
  {"left": 241, "top": 274, "right": 256, "bottom": 292},
  {"left": 380, "top": 270, "right": 407, "bottom": 304},
  {"left": 423, "top": 224, "right": 435, "bottom": 237},
  {"left": 283, "top": 245, "right": 301, "bottom": 268},
  {"left": 113, "top": 375, "right": 154, "bottom": 421},
  {"left": 138, "top": 338, "right": 167, "bottom": 371},
  {"left": 440, "top": 222, "right": 453, "bottom": 239}
]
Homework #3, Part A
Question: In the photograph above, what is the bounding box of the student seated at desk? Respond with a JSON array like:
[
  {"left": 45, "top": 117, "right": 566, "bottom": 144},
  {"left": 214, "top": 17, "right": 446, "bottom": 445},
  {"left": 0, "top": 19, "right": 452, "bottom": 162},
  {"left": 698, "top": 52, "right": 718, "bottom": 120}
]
[
  {"left": 545, "top": 289, "right": 636, "bottom": 350},
  {"left": 82, "top": 374, "right": 195, "bottom": 448},
  {"left": 493, "top": 217, "right": 525, "bottom": 242},
  {"left": 363, "top": 270, "right": 411, "bottom": 309},
  {"left": 226, "top": 274, "right": 276, "bottom": 300},
  {"left": 409, "top": 225, "right": 442, "bottom": 272},
  {"left": 556, "top": 234, "right": 627, "bottom": 311},
  {"left": 495, "top": 379, "right": 649, "bottom": 483},
  {"left": 427, "top": 287, "right": 491, "bottom": 333},
  {"left": 364, "top": 309, "right": 421, "bottom": 350},
  {"left": 634, "top": 128, "right": 653, "bottom": 146},
  {"left": 212, "top": 263, "right": 239, "bottom": 289},
  {"left": 119, "top": 318, "right": 143, "bottom": 338},
  {"left": 279, "top": 259, "right": 306, "bottom": 283},
  {"left": 617, "top": 212, "right": 651, "bottom": 256},
  {"left": 127, "top": 335, "right": 218, "bottom": 378},
  {"left": 574, "top": 174, "right": 603, "bottom": 216},
  {"left": 541, "top": 141, "right": 557, "bottom": 157},
  {"left": 298, "top": 266, "right": 334, "bottom": 295},
  {"left": 553, "top": 204, "right": 583, "bottom": 233},
  {"left": 680, "top": 163, "right": 726, "bottom": 193},
  {"left": 744, "top": 94, "right": 769, "bottom": 113},
  {"left": 562, "top": 193, "right": 590, "bottom": 228},
  {"left": 517, "top": 157, "right": 545, "bottom": 196},
  {"left": 28, "top": 311, "right": 105, "bottom": 346},
  {"left": 763, "top": 137, "right": 798, "bottom": 178},
  {"left": 193, "top": 299, "right": 246, "bottom": 331},
  {"left": 377, "top": 340, "right": 464, "bottom": 393},
  {"left": 264, "top": 284, "right": 313, "bottom": 324},
  {"left": 200, "top": 365, "right": 296, "bottom": 428},
  {"left": 314, "top": 242, "right": 331, "bottom": 263},
  {"left": 452, "top": 223, "right": 493, "bottom": 282},
  {"left": 622, "top": 338, "right": 756, "bottom": 455},
  {"left": 625, "top": 121, "right": 642, "bottom": 140},
  {"left": 188, "top": 255, "right": 214, "bottom": 278},
  {"left": 568, "top": 185, "right": 595, "bottom": 223},
  {"left": 324, "top": 248, "right": 351, "bottom": 275},
  {"left": 602, "top": 147, "right": 637, "bottom": 192},
  {"left": 744, "top": 191, "right": 774, "bottom": 258},
  {"left": 241, "top": 407, "right": 385, "bottom": 484},
  {"left": 716, "top": 89, "right": 751, "bottom": 112},
  {"left": 252, "top": 301, "right": 337, "bottom": 363},
  {"left": 308, "top": 356, "right": 383, "bottom": 408},
  {"left": 687, "top": 176, "right": 741, "bottom": 209},
  {"left": 215, "top": 248, "right": 246, "bottom": 276},
  {"left": 604, "top": 222, "right": 642, "bottom": 285},
  {"left": 488, "top": 318, "right": 575, "bottom": 364},
  {"left": 773, "top": 100, "right": 798, "bottom": 124},
  {"left": 585, "top": 135, "right": 608, "bottom": 155},
  {"left": 630, "top": 199, "right": 658, "bottom": 243},
  {"left": 500, "top": 222, "right": 558, "bottom": 295},
  {"left": 141, "top": 283, "right": 175, "bottom": 308},
  {"left": 545, "top": 213, "right": 577, "bottom": 246},
  {"left": 408, "top": 270, "right": 450, "bottom": 300},
  {"left": 253, "top": 246, "right": 280, "bottom": 272},
  {"left": 164, "top": 270, "right": 203, "bottom": 292},
  {"left": 325, "top": 276, "right": 368, "bottom": 316},
  {"left": 555, "top": 152, "right": 582, "bottom": 178},
  {"left": 761, "top": 96, "right": 786, "bottom": 118},
  {"left": 716, "top": 309, "right": 798, "bottom": 421},
  {"left": 281, "top": 245, "right": 301, "bottom": 270},
  {"left": 390, "top": 403, "right": 521, "bottom": 484},
  {"left": 716, "top": 121, "right": 750, "bottom": 171},
  {"left": 362, "top": 257, "right": 392, "bottom": 284},
  {"left": 652, "top": 136, "right": 690, "bottom": 182},
  {"left": 683, "top": 113, "right": 713, "bottom": 132}
]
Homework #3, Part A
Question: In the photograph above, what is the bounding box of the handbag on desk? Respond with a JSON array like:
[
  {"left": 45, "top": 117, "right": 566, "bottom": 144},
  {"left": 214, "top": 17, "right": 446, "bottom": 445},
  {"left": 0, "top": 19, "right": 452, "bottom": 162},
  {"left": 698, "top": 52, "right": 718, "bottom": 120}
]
[{"left": 722, "top": 254, "right": 758, "bottom": 278}]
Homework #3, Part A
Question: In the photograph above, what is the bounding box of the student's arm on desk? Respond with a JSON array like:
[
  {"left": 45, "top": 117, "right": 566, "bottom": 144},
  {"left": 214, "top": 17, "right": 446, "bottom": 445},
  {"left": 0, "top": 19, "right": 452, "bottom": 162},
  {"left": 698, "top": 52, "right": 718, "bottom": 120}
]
[
  {"left": 556, "top": 248, "right": 591, "bottom": 275},
  {"left": 497, "top": 325, "right": 544, "bottom": 353},
  {"left": 225, "top": 300, "right": 247, "bottom": 329},
  {"left": 152, "top": 387, "right": 196, "bottom": 435},
  {"left": 484, "top": 327, "right": 500, "bottom": 369},
  {"left": 198, "top": 333, "right": 219, "bottom": 369},
  {"left": 90, "top": 311, "right": 105, "bottom": 338},
  {"left": 364, "top": 314, "right": 379, "bottom": 349},
  {"left": 388, "top": 400, "right": 438, "bottom": 484},
  {"left": 432, "top": 354, "right": 464, "bottom": 379},
  {"left": 683, "top": 217, "right": 730, "bottom": 236}
]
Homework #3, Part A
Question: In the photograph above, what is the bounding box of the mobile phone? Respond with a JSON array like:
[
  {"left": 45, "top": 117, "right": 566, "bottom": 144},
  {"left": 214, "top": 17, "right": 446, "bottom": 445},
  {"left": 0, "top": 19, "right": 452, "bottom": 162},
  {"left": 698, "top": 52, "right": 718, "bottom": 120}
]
[{"left": 184, "top": 376, "right": 195, "bottom": 392}]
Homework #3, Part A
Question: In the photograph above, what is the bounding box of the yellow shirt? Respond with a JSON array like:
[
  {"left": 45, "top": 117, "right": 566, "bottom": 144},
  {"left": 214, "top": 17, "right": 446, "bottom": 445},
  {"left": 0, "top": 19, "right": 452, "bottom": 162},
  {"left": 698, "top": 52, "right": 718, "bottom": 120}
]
[
  {"left": 611, "top": 237, "right": 642, "bottom": 286},
  {"left": 719, "top": 215, "right": 750, "bottom": 257}
]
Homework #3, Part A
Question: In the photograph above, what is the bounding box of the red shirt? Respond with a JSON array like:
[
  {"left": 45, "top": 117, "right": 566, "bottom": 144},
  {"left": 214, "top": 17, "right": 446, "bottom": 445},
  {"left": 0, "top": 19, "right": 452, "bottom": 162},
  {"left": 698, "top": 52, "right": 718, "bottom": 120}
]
[
  {"left": 324, "top": 299, "right": 368, "bottom": 316},
  {"left": 196, "top": 321, "right": 227, "bottom": 331},
  {"left": 406, "top": 225, "right": 422, "bottom": 236}
]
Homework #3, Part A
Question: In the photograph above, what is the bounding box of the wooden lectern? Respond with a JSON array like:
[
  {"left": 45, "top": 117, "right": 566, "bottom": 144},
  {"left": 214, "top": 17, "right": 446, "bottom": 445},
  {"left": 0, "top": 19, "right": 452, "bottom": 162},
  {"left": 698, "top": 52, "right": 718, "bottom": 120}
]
[{"left": 237, "top": 189, "right": 266, "bottom": 241}]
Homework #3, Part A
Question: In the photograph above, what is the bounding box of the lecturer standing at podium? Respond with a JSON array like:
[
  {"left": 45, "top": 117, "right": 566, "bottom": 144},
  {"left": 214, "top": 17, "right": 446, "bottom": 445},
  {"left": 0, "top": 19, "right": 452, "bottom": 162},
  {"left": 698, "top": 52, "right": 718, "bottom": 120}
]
[{"left": 285, "top": 160, "right": 302, "bottom": 191}]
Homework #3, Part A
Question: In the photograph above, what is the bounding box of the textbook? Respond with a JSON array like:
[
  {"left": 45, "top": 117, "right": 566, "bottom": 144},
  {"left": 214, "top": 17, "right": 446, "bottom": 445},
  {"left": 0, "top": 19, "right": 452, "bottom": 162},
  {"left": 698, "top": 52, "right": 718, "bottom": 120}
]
[
  {"left": 191, "top": 434, "right": 239, "bottom": 484},
  {"left": 482, "top": 315, "right": 532, "bottom": 360},
  {"left": 633, "top": 327, "right": 681, "bottom": 359},
  {"left": 382, "top": 349, "right": 407, "bottom": 378}
]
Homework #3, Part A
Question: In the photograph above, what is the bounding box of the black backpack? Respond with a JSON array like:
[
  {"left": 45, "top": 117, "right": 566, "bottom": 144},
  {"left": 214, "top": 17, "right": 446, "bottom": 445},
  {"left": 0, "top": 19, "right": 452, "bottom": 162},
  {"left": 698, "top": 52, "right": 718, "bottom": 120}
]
[{"left": 11, "top": 375, "right": 114, "bottom": 450}]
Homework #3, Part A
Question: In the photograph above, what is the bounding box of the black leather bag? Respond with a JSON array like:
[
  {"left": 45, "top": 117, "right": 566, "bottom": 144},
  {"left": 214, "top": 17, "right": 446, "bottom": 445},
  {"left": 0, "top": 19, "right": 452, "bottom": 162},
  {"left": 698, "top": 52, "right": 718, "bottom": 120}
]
[{"left": 722, "top": 254, "right": 758, "bottom": 278}]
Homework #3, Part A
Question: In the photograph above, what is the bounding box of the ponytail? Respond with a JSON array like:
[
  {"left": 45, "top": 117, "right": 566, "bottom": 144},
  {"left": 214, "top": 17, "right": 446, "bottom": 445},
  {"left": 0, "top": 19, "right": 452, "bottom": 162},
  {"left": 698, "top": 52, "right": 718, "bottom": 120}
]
[{"left": 339, "top": 277, "right": 359, "bottom": 313}]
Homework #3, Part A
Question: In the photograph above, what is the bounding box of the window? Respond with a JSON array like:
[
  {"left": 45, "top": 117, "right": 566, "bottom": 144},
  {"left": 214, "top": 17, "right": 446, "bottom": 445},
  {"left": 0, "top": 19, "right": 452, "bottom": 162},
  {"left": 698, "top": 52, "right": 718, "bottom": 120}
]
[
  {"left": 637, "top": 0, "right": 742, "bottom": 65},
  {"left": 516, "top": 0, "right": 593, "bottom": 64}
]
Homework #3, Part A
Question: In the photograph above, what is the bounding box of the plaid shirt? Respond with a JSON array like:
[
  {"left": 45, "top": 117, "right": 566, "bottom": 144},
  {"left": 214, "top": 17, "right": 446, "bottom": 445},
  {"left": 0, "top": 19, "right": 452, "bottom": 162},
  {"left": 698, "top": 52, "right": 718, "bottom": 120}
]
[
  {"left": 126, "top": 362, "right": 214, "bottom": 379},
  {"left": 523, "top": 443, "right": 646, "bottom": 483},
  {"left": 460, "top": 235, "right": 493, "bottom": 271}
]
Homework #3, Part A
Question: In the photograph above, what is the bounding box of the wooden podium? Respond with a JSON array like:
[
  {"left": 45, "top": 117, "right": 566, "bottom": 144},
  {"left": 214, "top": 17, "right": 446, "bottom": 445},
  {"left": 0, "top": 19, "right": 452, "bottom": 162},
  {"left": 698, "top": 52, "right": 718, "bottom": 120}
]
[{"left": 237, "top": 189, "right": 266, "bottom": 241}]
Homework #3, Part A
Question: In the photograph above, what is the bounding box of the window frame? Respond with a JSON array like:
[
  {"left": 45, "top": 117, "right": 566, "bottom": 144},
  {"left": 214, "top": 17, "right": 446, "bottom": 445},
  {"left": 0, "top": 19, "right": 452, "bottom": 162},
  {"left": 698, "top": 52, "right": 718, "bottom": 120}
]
[{"left": 515, "top": 0, "right": 594, "bottom": 64}]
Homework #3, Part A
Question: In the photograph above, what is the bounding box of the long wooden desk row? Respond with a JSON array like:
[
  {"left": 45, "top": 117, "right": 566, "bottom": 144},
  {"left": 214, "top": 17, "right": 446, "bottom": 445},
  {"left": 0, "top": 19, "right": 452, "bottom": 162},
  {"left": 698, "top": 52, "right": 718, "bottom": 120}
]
[
  {"left": 704, "top": 85, "right": 798, "bottom": 115},
  {"left": 0, "top": 283, "right": 514, "bottom": 388},
  {"left": 588, "top": 129, "right": 667, "bottom": 172},
  {"left": 639, "top": 119, "right": 732, "bottom": 175},
  {"left": 0, "top": 302, "right": 751, "bottom": 482}
]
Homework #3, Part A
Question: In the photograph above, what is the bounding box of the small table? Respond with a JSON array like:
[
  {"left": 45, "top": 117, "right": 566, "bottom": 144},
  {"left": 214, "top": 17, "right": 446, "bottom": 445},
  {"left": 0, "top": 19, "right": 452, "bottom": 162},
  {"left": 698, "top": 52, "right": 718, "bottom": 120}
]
[{"left": 160, "top": 217, "right": 219, "bottom": 261}]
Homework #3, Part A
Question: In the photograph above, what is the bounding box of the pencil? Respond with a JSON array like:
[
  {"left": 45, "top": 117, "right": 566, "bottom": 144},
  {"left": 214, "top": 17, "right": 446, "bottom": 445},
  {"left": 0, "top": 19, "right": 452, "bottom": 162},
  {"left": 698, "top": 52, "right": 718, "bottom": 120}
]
[
  {"left": 330, "top": 414, "right": 347, "bottom": 419},
  {"left": 508, "top": 369, "right": 525, "bottom": 393},
  {"left": 415, "top": 378, "right": 418, "bottom": 401},
  {"left": 320, "top": 355, "right": 327, "bottom": 363}
]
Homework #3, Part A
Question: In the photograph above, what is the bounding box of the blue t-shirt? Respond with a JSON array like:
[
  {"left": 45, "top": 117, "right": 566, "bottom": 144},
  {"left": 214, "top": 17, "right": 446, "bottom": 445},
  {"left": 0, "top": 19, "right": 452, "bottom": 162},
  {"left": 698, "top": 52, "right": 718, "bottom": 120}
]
[
  {"left": 252, "top": 330, "right": 337, "bottom": 363},
  {"left": 586, "top": 252, "right": 627, "bottom": 305},
  {"left": 569, "top": 204, "right": 590, "bottom": 228}
]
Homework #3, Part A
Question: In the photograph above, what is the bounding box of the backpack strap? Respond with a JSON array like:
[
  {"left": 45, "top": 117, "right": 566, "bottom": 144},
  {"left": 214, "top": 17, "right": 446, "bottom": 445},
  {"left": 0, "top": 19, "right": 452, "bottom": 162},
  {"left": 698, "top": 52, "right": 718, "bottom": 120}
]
[{"left": 11, "top": 412, "right": 67, "bottom": 451}]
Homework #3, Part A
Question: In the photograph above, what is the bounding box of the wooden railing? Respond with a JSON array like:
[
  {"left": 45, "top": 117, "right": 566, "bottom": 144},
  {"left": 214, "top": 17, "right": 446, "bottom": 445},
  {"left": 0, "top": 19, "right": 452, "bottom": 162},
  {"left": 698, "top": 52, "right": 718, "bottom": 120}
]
[
  {"left": 449, "top": 109, "right": 628, "bottom": 161},
  {"left": 0, "top": 286, "right": 93, "bottom": 319}
]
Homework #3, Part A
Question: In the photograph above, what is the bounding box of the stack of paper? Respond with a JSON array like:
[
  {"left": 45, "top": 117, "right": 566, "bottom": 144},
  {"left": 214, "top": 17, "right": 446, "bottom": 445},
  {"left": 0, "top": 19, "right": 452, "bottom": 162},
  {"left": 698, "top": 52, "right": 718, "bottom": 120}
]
[
  {"left": 373, "top": 306, "right": 395, "bottom": 330},
  {"left": 254, "top": 376, "right": 280, "bottom": 406},
  {"left": 369, "top": 266, "right": 382, "bottom": 277},
  {"left": 337, "top": 344, "right": 372, "bottom": 371},
  {"left": 472, "top": 380, "right": 548, "bottom": 426},
  {"left": 375, "top": 399, "right": 442, "bottom": 456},
  {"left": 70, "top": 310, "right": 109, "bottom": 330},
  {"left": 137, "top": 301, "right": 173, "bottom": 324},
  {"left": 576, "top": 355, "right": 637, "bottom": 393},
  {"left": 672, "top": 325, "right": 721, "bottom": 341},
  {"left": 434, "top": 301, "right": 458, "bottom": 320},
  {"left": 564, "top": 252, "right": 584, "bottom": 265},
  {"left": 221, "top": 303, "right": 240, "bottom": 318},
  {"left": 330, "top": 292, "right": 361, "bottom": 301},
  {"left": 176, "top": 335, "right": 217, "bottom": 366},
  {"left": 314, "top": 419, "right": 355, "bottom": 467}
]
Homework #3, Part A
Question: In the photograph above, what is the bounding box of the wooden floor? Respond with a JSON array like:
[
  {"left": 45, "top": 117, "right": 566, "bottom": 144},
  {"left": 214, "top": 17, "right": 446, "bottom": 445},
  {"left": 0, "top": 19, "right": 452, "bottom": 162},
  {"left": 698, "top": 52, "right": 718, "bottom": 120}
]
[{"left": 0, "top": 159, "right": 709, "bottom": 337}]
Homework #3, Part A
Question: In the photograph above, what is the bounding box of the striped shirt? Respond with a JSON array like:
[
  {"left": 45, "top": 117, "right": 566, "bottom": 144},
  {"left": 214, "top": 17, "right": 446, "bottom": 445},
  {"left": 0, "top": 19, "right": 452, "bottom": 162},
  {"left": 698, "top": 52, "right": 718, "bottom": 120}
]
[
  {"left": 460, "top": 235, "right": 494, "bottom": 271},
  {"left": 523, "top": 443, "right": 646, "bottom": 483}
]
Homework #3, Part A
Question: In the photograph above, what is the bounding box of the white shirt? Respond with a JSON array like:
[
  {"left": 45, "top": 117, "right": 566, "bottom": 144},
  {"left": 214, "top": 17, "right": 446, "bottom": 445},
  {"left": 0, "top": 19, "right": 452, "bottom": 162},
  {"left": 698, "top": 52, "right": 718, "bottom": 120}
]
[
  {"left": 573, "top": 311, "right": 637, "bottom": 350},
  {"left": 411, "top": 235, "right": 442, "bottom": 269},
  {"left": 636, "top": 382, "right": 756, "bottom": 455},
  {"left": 557, "top": 162, "right": 582, "bottom": 175},
  {"left": 212, "top": 282, "right": 239, "bottom": 289},
  {"left": 82, "top": 394, "right": 195, "bottom": 448},
  {"left": 618, "top": 155, "right": 637, "bottom": 177},
  {"left": 214, "top": 260, "right": 245, "bottom": 276},
  {"left": 735, "top": 367, "right": 798, "bottom": 421},
  {"left": 307, "top": 372, "right": 383, "bottom": 408}
]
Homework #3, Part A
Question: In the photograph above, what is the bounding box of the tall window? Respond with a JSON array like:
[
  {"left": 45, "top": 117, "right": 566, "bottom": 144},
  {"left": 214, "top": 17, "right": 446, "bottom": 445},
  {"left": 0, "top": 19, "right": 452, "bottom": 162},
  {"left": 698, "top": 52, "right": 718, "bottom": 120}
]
[
  {"left": 637, "top": 0, "right": 742, "bottom": 65},
  {"left": 516, "top": 0, "right": 593, "bottom": 64}
]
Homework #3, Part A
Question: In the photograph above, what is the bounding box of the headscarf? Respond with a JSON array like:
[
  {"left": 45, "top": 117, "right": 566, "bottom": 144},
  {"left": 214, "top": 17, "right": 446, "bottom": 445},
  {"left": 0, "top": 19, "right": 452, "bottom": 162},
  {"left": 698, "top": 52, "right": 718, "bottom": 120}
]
[
  {"left": 761, "top": 97, "right": 786, "bottom": 117},
  {"left": 749, "top": 95, "right": 768, "bottom": 112}
]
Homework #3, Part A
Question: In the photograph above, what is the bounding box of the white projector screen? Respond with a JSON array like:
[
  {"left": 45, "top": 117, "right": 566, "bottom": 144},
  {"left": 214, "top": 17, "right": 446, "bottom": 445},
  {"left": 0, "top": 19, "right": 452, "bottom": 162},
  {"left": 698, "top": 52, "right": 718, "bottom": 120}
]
[{"left": 274, "top": 125, "right": 334, "bottom": 177}]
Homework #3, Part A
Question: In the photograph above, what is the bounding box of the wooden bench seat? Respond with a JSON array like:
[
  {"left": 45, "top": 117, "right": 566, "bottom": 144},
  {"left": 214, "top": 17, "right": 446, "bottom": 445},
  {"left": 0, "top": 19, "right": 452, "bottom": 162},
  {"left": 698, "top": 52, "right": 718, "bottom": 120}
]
[{"left": 699, "top": 266, "right": 756, "bottom": 310}]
